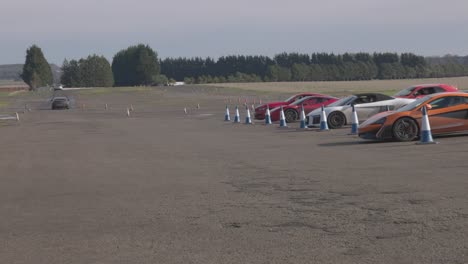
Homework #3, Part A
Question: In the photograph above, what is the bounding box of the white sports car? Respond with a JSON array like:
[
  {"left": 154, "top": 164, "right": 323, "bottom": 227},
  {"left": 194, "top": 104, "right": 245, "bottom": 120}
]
[{"left": 307, "top": 93, "right": 415, "bottom": 128}]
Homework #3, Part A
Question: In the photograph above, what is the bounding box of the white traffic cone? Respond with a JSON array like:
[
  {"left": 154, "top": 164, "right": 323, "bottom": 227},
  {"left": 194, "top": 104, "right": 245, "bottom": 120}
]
[
  {"left": 319, "top": 105, "right": 329, "bottom": 131},
  {"left": 279, "top": 106, "right": 288, "bottom": 127},
  {"left": 245, "top": 106, "right": 252, "bottom": 124},
  {"left": 233, "top": 105, "right": 240, "bottom": 123},
  {"left": 265, "top": 106, "right": 272, "bottom": 125},
  {"left": 224, "top": 105, "right": 231, "bottom": 121},
  {"left": 417, "top": 105, "right": 438, "bottom": 144},
  {"left": 299, "top": 104, "right": 307, "bottom": 129},
  {"left": 349, "top": 104, "right": 359, "bottom": 135},
  {"left": 184, "top": 107, "right": 188, "bottom": 114}
]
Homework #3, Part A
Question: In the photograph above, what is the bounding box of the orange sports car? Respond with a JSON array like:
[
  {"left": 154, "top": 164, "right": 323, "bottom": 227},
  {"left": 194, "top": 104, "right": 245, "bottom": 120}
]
[{"left": 359, "top": 92, "right": 468, "bottom": 141}]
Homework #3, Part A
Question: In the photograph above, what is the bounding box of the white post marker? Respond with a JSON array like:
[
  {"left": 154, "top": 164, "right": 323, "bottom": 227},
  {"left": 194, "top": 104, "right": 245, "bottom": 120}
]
[
  {"left": 417, "top": 105, "right": 438, "bottom": 144},
  {"left": 349, "top": 104, "right": 359, "bottom": 135},
  {"left": 105, "top": 103, "right": 108, "bottom": 110},
  {"left": 126, "top": 108, "right": 130, "bottom": 117},
  {"left": 299, "top": 104, "right": 307, "bottom": 129},
  {"left": 233, "top": 105, "right": 240, "bottom": 123},
  {"left": 15, "top": 112, "right": 20, "bottom": 122},
  {"left": 197, "top": 103, "right": 200, "bottom": 109},
  {"left": 319, "top": 105, "right": 329, "bottom": 131},
  {"left": 224, "top": 105, "right": 231, "bottom": 121},
  {"left": 265, "top": 106, "right": 272, "bottom": 125},
  {"left": 184, "top": 107, "right": 188, "bottom": 114},
  {"left": 245, "top": 106, "right": 252, "bottom": 124},
  {"left": 279, "top": 106, "right": 288, "bottom": 128},
  {"left": 130, "top": 104, "right": 134, "bottom": 111}
]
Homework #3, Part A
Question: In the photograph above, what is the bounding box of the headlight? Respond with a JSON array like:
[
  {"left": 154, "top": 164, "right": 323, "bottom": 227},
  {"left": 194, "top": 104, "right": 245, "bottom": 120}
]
[{"left": 372, "top": 117, "right": 386, "bottom": 125}]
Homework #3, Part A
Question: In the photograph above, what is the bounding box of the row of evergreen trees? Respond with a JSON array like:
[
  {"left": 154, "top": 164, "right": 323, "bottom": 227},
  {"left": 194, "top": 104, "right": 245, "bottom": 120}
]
[
  {"left": 21, "top": 45, "right": 468, "bottom": 90},
  {"left": 162, "top": 52, "right": 468, "bottom": 84}
]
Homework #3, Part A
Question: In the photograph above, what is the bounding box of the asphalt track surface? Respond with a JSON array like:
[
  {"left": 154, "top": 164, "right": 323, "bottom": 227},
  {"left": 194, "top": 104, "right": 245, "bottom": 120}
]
[{"left": 1, "top": 87, "right": 468, "bottom": 264}]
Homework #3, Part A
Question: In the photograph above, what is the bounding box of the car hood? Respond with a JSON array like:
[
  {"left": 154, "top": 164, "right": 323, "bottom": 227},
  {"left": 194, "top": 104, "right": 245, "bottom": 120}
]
[{"left": 256, "top": 101, "right": 287, "bottom": 110}]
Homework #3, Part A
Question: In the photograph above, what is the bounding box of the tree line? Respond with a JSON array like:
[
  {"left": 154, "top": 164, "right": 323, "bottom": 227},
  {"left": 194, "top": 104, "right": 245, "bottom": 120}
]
[
  {"left": 161, "top": 52, "right": 468, "bottom": 84},
  {"left": 21, "top": 44, "right": 468, "bottom": 90}
]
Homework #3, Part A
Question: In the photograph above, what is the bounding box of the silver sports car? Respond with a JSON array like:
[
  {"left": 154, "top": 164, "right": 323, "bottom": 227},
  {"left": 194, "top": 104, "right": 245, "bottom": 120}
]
[{"left": 307, "top": 93, "right": 415, "bottom": 129}]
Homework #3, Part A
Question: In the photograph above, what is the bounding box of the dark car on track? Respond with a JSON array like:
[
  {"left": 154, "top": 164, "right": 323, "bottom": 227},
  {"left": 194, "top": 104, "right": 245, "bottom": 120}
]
[{"left": 51, "top": 97, "right": 70, "bottom": 110}]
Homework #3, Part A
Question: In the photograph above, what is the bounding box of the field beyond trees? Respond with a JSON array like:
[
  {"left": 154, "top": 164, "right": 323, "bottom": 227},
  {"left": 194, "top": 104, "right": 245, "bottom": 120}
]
[{"left": 205, "top": 76, "right": 468, "bottom": 96}]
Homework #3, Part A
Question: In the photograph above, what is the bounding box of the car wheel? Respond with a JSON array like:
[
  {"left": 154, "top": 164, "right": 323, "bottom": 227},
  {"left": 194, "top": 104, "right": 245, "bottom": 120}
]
[
  {"left": 284, "top": 109, "right": 298, "bottom": 123},
  {"left": 392, "top": 117, "right": 419, "bottom": 142},
  {"left": 327, "top": 111, "right": 346, "bottom": 129}
]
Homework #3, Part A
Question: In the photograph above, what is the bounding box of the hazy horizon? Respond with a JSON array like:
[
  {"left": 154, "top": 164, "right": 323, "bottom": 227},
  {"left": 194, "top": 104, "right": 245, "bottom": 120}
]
[{"left": 2, "top": 0, "right": 468, "bottom": 65}]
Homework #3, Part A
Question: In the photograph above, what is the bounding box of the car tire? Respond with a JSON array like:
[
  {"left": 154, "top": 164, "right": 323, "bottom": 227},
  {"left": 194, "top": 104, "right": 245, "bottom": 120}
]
[
  {"left": 392, "top": 117, "right": 419, "bottom": 142},
  {"left": 284, "top": 109, "right": 298, "bottom": 123},
  {"left": 327, "top": 111, "right": 346, "bottom": 129}
]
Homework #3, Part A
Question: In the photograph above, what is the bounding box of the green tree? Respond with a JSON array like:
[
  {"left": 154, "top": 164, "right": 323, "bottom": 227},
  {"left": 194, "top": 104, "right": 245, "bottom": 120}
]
[
  {"left": 112, "top": 44, "right": 160, "bottom": 86},
  {"left": 79, "top": 55, "right": 114, "bottom": 87},
  {"left": 21, "top": 45, "right": 53, "bottom": 90}
]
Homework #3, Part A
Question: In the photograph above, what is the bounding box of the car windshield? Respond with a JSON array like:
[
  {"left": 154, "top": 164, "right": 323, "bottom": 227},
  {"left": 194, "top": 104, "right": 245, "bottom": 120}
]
[
  {"left": 327, "top": 96, "right": 356, "bottom": 107},
  {"left": 396, "top": 96, "right": 428, "bottom": 112},
  {"left": 395, "top": 86, "right": 416, "bottom": 96},
  {"left": 290, "top": 96, "right": 312, "bottom": 106},
  {"left": 284, "top": 94, "right": 300, "bottom": 103}
]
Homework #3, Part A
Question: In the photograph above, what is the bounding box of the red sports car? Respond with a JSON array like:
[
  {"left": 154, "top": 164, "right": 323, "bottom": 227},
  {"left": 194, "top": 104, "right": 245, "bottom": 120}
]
[
  {"left": 393, "top": 84, "right": 458, "bottom": 99},
  {"left": 254, "top": 93, "right": 325, "bottom": 120},
  {"left": 269, "top": 95, "right": 338, "bottom": 122}
]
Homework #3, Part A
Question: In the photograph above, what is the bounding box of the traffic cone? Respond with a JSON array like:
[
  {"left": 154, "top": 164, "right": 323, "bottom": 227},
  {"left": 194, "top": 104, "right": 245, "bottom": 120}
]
[
  {"left": 233, "top": 105, "right": 240, "bottom": 123},
  {"left": 184, "top": 107, "right": 188, "bottom": 114},
  {"left": 417, "top": 105, "right": 438, "bottom": 144},
  {"left": 299, "top": 104, "right": 307, "bottom": 129},
  {"left": 245, "top": 106, "right": 252, "bottom": 124},
  {"left": 349, "top": 104, "right": 359, "bottom": 135},
  {"left": 319, "top": 105, "right": 329, "bottom": 131},
  {"left": 265, "top": 106, "right": 272, "bottom": 125},
  {"left": 224, "top": 105, "right": 231, "bottom": 121},
  {"left": 279, "top": 106, "right": 288, "bottom": 128}
]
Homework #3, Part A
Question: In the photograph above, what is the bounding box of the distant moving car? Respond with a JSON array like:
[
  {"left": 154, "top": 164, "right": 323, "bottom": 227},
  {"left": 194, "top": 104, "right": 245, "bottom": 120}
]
[
  {"left": 269, "top": 95, "right": 338, "bottom": 122},
  {"left": 307, "top": 93, "right": 414, "bottom": 129},
  {"left": 393, "top": 84, "right": 458, "bottom": 99},
  {"left": 254, "top": 93, "right": 326, "bottom": 120},
  {"left": 51, "top": 97, "right": 70, "bottom": 110},
  {"left": 359, "top": 92, "right": 468, "bottom": 141},
  {"left": 53, "top": 85, "right": 64, "bottom": 91}
]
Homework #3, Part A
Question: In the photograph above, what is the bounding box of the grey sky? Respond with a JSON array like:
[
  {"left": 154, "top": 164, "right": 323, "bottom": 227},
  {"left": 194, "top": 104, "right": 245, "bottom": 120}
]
[{"left": 1, "top": 0, "right": 468, "bottom": 64}]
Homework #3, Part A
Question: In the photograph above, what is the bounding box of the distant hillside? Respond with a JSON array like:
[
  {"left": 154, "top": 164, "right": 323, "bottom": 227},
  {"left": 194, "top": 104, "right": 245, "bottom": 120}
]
[
  {"left": 0, "top": 64, "right": 23, "bottom": 81},
  {"left": 0, "top": 64, "right": 62, "bottom": 84}
]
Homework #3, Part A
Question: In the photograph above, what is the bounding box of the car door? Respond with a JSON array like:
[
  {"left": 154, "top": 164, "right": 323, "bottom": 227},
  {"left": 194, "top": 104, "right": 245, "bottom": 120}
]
[
  {"left": 355, "top": 95, "right": 382, "bottom": 121},
  {"left": 423, "top": 96, "right": 468, "bottom": 134},
  {"left": 302, "top": 97, "right": 320, "bottom": 113}
]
